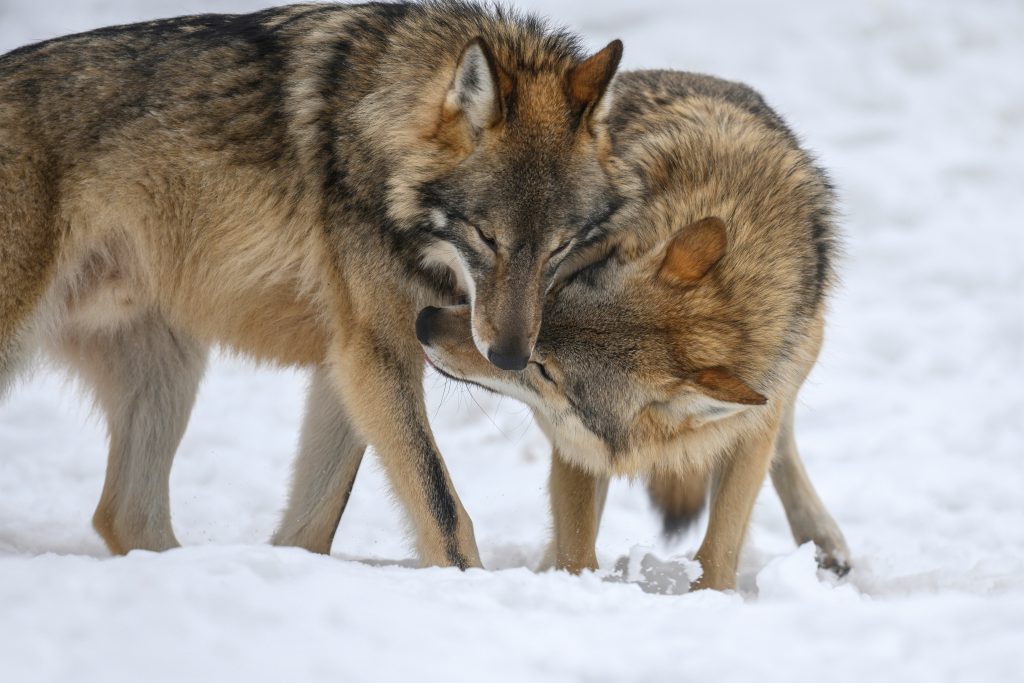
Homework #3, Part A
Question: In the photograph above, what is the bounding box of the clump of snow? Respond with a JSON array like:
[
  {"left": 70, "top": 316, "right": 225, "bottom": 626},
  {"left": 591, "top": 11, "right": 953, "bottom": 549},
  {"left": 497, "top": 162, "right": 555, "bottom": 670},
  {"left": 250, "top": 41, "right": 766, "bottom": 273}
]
[
  {"left": 607, "top": 545, "right": 700, "bottom": 595},
  {"left": 755, "top": 542, "right": 860, "bottom": 603},
  {"left": 2, "top": 1, "right": 1023, "bottom": 682}
]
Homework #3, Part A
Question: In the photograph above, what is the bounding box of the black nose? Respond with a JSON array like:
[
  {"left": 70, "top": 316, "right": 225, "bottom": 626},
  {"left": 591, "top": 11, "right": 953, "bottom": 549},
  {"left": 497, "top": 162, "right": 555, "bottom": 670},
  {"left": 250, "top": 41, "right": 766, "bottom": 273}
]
[
  {"left": 487, "top": 347, "right": 530, "bottom": 372},
  {"left": 416, "top": 306, "right": 442, "bottom": 346}
]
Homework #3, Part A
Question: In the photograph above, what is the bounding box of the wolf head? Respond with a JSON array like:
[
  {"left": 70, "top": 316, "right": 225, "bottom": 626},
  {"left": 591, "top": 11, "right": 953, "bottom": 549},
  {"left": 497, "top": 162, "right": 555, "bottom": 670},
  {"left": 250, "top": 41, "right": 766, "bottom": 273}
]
[
  {"left": 416, "top": 217, "right": 770, "bottom": 471},
  {"left": 408, "top": 35, "right": 625, "bottom": 371}
]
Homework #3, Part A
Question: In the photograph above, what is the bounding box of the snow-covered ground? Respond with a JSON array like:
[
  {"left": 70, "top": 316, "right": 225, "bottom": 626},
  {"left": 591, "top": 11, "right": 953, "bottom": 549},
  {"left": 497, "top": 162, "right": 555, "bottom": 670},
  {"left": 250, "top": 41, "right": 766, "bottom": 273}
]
[{"left": 2, "top": 1, "right": 1022, "bottom": 681}]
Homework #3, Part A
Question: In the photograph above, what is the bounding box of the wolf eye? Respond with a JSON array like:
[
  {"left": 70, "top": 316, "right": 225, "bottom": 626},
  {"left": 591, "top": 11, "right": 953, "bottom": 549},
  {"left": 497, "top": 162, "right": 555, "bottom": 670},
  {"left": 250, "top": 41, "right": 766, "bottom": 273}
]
[
  {"left": 532, "top": 361, "right": 556, "bottom": 385},
  {"left": 550, "top": 238, "right": 573, "bottom": 258},
  {"left": 473, "top": 225, "right": 497, "bottom": 251}
]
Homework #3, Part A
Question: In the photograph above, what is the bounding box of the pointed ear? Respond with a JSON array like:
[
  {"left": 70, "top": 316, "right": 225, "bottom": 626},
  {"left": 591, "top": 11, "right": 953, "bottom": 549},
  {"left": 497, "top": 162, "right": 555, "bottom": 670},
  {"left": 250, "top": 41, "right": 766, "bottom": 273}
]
[
  {"left": 660, "top": 367, "right": 765, "bottom": 426},
  {"left": 444, "top": 37, "right": 502, "bottom": 133},
  {"left": 567, "top": 39, "right": 623, "bottom": 124},
  {"left": 658, "top": 217, "right": 728, "bottom": 285},
  {"left": 691, "top": 368, "right": 767, "bottom": 406}
]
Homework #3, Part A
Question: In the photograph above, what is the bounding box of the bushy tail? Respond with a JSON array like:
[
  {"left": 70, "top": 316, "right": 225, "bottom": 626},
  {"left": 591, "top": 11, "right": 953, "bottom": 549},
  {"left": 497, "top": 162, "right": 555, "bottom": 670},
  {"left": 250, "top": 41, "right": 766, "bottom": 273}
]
[{"left": 646, "top": 471, "right": 708, "bottom": 538}]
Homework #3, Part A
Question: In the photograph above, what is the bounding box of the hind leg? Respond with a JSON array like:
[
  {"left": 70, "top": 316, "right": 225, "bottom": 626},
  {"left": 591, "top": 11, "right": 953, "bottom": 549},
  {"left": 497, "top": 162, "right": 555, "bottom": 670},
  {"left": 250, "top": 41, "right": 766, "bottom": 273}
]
[
  {"left": 770, "top": 402, "right": 850, "bottom": 574},
  {"left": 272, "top": 366, "right": 366, "bottom": 554},
  {"left": 62, "top": 312, "right": 207, "bottom": 553}
]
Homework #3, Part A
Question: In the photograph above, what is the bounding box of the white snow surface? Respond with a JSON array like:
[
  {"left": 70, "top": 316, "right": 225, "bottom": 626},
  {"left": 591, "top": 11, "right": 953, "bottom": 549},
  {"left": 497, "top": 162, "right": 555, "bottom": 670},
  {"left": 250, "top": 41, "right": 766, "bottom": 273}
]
[{"left": 2, "top": 1, "right": 1022, "bottom": 681}]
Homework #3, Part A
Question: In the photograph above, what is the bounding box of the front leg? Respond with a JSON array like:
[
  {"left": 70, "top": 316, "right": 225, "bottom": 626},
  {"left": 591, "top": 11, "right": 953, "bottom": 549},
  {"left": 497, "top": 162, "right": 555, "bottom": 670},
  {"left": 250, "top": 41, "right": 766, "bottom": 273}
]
[
  {"left": 693, "top": 420, "right": 778, "bottom": 590},
  {"left": 545, "top": 450, "right": 609, "bottom": 573},
  {"left": 330, "top": 322, "right": 481, "bottom": 569}
]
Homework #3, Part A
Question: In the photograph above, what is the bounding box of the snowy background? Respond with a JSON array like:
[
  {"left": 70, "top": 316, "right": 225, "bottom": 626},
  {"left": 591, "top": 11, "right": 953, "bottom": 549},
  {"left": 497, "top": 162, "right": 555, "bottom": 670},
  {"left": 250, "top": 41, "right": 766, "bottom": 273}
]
[{"left": 1, "top": 1, "right": 1022, "bottom": 681}]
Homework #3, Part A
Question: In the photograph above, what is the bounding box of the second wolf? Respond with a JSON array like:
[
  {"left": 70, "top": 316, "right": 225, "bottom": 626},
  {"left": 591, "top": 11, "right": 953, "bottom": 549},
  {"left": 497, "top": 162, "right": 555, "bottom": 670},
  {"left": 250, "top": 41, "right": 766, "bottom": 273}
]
[
  {"left": 417, "top": 70, "right": 850, "bottom": 589},
  {"left": 0, "top": 2, "right": 624, "bottom": 566}
]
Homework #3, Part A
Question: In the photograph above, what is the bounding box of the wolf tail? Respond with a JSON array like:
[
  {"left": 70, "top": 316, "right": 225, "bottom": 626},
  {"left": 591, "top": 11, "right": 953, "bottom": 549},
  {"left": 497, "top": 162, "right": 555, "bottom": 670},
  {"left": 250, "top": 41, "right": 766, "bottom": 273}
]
[{"left": 646, "top": 471, "right": 708, "bottom": 538}]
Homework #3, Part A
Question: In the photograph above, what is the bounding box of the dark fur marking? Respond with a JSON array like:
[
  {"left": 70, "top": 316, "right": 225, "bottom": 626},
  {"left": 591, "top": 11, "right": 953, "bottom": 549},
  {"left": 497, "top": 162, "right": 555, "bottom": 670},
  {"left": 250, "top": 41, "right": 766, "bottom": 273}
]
[
  {"left": 409, "top": 422, "right": 465, "bottom": 568},
  {"left": 566, "top": 377, "right": 629, "bottom": 457},
  {"left": 556, "top": 245, "right": 618, "bottom": 290},
  {"left": 575, "top": 197, "right": 624, "bottom": 245},
  {"left": 809, "top": 213, "right": 832, "bottom": 304},
  {"left": 319, "top": 37, "right": 355, "bottom": 207},
  {"left": 306, "top": 8, "right": 454, "bottom": 298}
]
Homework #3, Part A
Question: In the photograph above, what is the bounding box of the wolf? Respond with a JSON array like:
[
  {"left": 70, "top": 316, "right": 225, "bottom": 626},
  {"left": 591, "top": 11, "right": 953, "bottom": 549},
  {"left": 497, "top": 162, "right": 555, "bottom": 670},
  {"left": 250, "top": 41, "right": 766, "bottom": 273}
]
[
  {"left": 416, "top": 69, "right": 850, "bottom": 588},
  {"left": 0, "top": 2, "right": 624, "bottom": 568}
]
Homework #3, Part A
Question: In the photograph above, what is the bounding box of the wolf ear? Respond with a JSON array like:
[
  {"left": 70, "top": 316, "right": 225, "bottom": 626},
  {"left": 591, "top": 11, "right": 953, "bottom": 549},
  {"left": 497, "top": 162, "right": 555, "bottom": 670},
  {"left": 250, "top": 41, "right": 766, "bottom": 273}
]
[
  {"left": 691, "top": 368, "right": 766, "bottom": 406},
  {"left": 568, "top": 39, "right": 623, "bottom": 125},
  {"left": 658, "top": 217, "right": 728, "bottom": 285},
  {"left": 663, "top": 368, "right": 765, "bottom": 426},
  {"left": 444, "top": 37, "right": 503, "bottom": 133}
]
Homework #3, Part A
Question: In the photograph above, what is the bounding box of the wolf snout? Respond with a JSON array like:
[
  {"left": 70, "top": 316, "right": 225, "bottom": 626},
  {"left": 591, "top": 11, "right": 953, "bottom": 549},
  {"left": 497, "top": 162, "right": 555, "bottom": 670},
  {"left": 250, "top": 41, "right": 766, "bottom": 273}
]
[
  {"left": 415, "top": 306, "right": 443, "bottom": 346},
  {"left": 486, "top": 340, "right": 531, "bottom": 372}
]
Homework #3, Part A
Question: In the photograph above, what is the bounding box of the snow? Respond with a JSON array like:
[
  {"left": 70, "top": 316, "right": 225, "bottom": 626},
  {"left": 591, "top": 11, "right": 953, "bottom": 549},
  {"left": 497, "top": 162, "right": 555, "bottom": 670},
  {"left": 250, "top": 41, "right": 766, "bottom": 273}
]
[{"left": 2, "top": 1, "right": 1022, "bottom": 681}]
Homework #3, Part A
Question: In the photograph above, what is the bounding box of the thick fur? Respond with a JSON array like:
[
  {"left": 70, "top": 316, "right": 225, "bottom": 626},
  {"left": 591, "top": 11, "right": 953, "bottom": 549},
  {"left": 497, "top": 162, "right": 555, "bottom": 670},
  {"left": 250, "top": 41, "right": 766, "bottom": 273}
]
[
  {"left": 420, "top": 70, "right": 850, "bottom": 588},
  {"left": 0, "top": 2, "right": 625, "bottom": 566}
]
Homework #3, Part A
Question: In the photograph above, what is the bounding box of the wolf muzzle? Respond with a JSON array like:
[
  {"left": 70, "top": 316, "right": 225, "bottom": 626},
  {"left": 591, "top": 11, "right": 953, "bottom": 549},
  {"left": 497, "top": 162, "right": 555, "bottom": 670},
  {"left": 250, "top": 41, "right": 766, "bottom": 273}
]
[
  {"left": 415, "top": 306, "right": 444, "bottom": 347},
  {"left": 485, "top": 340, "right": 530, "bottom": 372}
]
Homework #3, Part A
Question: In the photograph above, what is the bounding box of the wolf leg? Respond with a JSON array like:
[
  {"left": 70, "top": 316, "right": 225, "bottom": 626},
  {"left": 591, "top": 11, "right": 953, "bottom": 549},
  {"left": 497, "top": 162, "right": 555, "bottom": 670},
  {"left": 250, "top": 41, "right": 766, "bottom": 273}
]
[
  {"left": 62, "top": 313, "right": 207, "bottom": 554},
  {"left": 329, "top": 324, "right": 481, "bottom": 569},
  {"left": 543, "top": 451, "right": 608, "bottom": 573},
  {"left": 770, "top": 402, "right": 850, "bottom": 574},
  {"left": 272, "top": 365, "right": 366, "bottom": 553},
  {"left": 693, "top": 420, "right": 778, "bottom": 590}
]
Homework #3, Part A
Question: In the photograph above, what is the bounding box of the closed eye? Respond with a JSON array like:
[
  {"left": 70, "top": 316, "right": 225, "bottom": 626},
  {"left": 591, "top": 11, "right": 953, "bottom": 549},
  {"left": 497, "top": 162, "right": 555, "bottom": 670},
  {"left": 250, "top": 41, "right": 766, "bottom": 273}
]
[
  {"left": 559, "top": 245, "right": 617, "bottom": 288},
  {"left": 581, "top": 201, "right": 623, "bottom": 241},
  {"left": 550, "top": 238, "right": 573, "bottom": 259},
  {"left": 532, "top": 360, "right": 556, "bottom": 385},
  {"left": 474, "top": 224, "right": 497, "bottom": 251}
]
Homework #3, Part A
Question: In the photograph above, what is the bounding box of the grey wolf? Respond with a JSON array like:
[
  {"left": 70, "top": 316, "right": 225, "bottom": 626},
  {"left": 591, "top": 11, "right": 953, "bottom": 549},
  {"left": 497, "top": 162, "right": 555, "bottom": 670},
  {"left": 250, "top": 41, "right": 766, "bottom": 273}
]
[
  {"left": 0, "top": 2, "right": 623, "bottom": 567},
  {"left": 416, "top": 69, "right": 850, "bottom": 588}
]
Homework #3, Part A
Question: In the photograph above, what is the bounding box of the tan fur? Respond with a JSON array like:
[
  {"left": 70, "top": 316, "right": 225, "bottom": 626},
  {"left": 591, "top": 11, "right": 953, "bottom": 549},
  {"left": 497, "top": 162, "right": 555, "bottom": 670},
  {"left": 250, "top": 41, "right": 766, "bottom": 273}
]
[
  {"left": 419, "top": 70, "right": 849, "bottom": 588},
  {"left": 692, "top": 408, "right": 782, "bottom": 589},
  {"left": 545, "top": 452, "right": 609, "bottom": 573}
]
